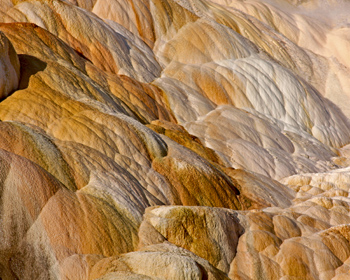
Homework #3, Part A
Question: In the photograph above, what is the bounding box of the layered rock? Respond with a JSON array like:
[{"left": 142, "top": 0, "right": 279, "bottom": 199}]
[{"left": 1, "top": 0, "right": 350, "bottom": 279}]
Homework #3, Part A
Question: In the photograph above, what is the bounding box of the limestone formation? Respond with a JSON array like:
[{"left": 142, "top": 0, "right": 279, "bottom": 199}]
[{"left": 1, "top": 0, "right": 350, "bottom": 279}]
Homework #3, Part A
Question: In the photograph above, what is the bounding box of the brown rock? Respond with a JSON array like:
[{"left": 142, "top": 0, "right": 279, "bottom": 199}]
[{"left": 0, "top": 31, "right": 19, "bottom": 100}]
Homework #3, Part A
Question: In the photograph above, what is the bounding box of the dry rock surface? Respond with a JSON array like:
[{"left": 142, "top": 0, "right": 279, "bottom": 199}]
[{"left": 0, "top": 0, "right": 350, "bottom": 279}]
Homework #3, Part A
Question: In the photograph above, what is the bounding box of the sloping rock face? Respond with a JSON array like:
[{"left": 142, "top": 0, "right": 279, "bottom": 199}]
[{"left": 1, "top": 0, "right": 350, "bottom": 279}]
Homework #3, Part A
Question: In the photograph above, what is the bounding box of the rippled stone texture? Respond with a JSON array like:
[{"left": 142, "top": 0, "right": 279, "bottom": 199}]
[{"left": 1, "top": 0, "right": 350, "bottom": 279}]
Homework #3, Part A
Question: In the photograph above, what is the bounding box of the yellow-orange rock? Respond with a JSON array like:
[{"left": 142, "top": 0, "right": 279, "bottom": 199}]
[
  {"left": 3, "top": 0, "right": 161, "bottom": 82},
  {"left": 0, "top": 0, "right": 350, "bottom": 279}
]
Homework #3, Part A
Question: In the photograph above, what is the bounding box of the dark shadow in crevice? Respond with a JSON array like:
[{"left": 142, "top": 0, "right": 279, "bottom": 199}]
[
  {"left": 17, "top": 54, "right": 47, "bottom": 90},
  {"left": 74, "top": 47, "right": 92, "bottom": 64},
  {"left": 0, "top": 54, "right": 47, "bottom": 102}
]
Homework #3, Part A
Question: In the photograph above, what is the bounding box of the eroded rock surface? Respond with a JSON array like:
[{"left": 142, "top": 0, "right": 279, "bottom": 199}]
[{"left": 1, "top": 0, "right": 350, "bottom": 279}]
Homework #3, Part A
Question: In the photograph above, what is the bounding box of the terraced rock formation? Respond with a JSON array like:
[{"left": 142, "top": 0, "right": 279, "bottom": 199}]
[{"left": 1, "top": 0, "right": 350, "bottom": 279}]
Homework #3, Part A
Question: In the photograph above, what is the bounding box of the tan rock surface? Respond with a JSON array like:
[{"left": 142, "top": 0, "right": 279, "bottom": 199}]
[
  {"left": 0, "top": 148, "right": 63, "bottom": 279},
  {"left": 89, "top": 242, "right": 230, "bottom": 280},
  {"left": 152, "top": 137, "right": 242, "bottom": 209},
  {"left": 92, "top": 0, "right": 155, "bottom": 48},
  {"left": 226, "top": 168, "right": 296, "bottom": 209},
  {"left": 0, "top": 22, "right": 175, "bottom": 124},
  {"left": 139, "top": 206, "right": 244, "bottom": 272},
  {"left": 0, "top": 121, "right": 76, "bottom": 190},
  {"left": 1, "top": 0, "right": 350, "bottom": 279},
  {"left": 3, "top": 0, "right": 161, "bottom": 82}
]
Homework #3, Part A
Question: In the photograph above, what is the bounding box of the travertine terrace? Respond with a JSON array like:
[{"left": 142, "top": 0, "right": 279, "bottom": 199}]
[{"left": 1, "top": 0, "right": 350, "bottom": 279}]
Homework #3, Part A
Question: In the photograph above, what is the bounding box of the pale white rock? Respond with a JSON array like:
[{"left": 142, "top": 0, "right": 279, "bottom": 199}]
[
  {"left": 185, "top": 105, "right": 339, "bottom": 179},
  {"left": 154, "top": 17, "right": 258, "bottom": 67},
  {"left": 209, "top": 0, "right": 350, "bottom": 120}
]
